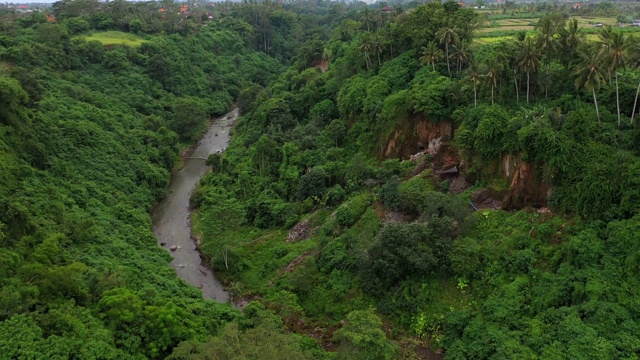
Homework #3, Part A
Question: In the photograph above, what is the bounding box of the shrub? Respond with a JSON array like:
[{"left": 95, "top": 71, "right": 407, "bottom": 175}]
[
  {"left": 379, "top": 177, "right": 402, "bottom": 211},
  {"left": 335, "top": 194, "right": 372, "bottom": 228},
  {"left": 298, "top": 168, "right": 328, "bottom": 201},
  {"left": 398, "top": 176, "right": 434, "bottom": 214},
  {"left": 326, "top": 185, "right": 346, "bottom": 207}
]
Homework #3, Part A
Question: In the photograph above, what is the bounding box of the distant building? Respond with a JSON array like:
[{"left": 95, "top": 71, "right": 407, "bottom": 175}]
[{"left": 572, "top": 3, "right": 581, "bottom": 9}]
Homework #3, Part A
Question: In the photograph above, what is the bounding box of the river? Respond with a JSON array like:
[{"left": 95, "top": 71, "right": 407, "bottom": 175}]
[{"left": 151, "top": 108, "right": 238, "bottom": 303}]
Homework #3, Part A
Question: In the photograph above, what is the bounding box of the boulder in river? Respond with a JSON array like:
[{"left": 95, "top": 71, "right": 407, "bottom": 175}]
[{"left": 170, "top": 245, "right": 178, "bottom": 251}]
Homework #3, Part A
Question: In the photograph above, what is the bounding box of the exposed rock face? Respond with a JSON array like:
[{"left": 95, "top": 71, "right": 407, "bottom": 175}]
[
  {"left": 470, "top": 189, "right": 502, "bottom": 210},
  {"left": 383, "top": 211, "right": 405, "bottom": 225},
  {"left": 382, "top": 113, "right": 453, "bottom": 159},
  {"left": 310, "top": 58, "right": 329, "bottom": 73},
  {"left": 449, "top": 176, "right": 471, "bottom": 195},
  {"left": 287, "top": 219, "right": 312, "bottom": 242},
  {"left": 502, "top": 154, "right": 549, "bottom": 208},
  {"left": 381, "top": 113, "right": 551, "bottom": 211}
]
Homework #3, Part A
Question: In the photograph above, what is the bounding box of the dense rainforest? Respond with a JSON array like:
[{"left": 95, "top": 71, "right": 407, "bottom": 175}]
[{"left": 3, "top": 0, "right": 640, "bottom": 359}]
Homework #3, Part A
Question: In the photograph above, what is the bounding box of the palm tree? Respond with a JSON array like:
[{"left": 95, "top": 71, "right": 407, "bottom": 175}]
[
  {"left": 485, "top": 62, "right": 500, "bottom": 105},
  {"left": 598, "top": 25, "right": 614, "bottom": 85},
  {"left": 518, "top": 37, "right": 540, "bottom": 104},
  {"left": 632, "top": 79, "right": 640, "bottom": 125},
  {"left": 362, "top": 7, "right": 372, "bottom": 32},
  {"left": 451, "top": 40, "right": 470, "bottom": 72},
  {"left": 373, "top": 34, "right": 383, "bottom": 67},
  {"left": 464, "top": 63, "right": 482, "bottom": 108},
  {"left": 536, "top": 15, "right": 560, "bottom": 98},
  {"left": 573, "top": 49, "right": 607, "bottom": 123},
  {"left": 631, "top": 43, "right": 640, "bottom": 125},
  {"left": 419, "top": 41, "right": 444, "bottom": 72},
  {"left": 560, "top": 18, "right": 583, "bottom": 69},
  {"left": 605, "top": 32, "right": 628, "bottom": 127},
  {"left": 436, "top": 26, "right": 459, "bottom": 77},
  {"left": 358, "top": 37, "right": 372, "bottom": 71}
]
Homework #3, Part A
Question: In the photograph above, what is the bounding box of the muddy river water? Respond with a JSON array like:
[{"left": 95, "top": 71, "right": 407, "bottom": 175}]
[{"left": 151, "top": 108, "right": 238, "bottom": 302}]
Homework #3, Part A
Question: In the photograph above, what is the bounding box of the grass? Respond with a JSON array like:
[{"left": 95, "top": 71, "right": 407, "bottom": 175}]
[
  {"left": 80, "top": 31, "right": 147, "bottom": 47},
  {"left": 475, "top": 14, "right": 640, "bottom": 44},
  {"left": 474, "top": 36, "right": 516, "bottom": 44}
]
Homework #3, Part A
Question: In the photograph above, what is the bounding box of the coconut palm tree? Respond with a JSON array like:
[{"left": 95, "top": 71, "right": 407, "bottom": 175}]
[
  {"left": 629, "top": 42, "right": 640, "bottom": 125},
  {"left": 632, "top": 78, "right": 640, "bottom": 125},
  {"left": 358, "top": 37, "right": 372, "bottom": 71},
  {"left": 518, "top": 37, "right": 540, "bottom": 104},
  {"left": 560, "top": 18, "right": 583, "bottom": 69},
  {"left": 436, "top": 26, "right": 459, "bottom": 77},
  {"left": 464, "top": 62, "right": 482, "bottom": 108},
  {"left": 536, "top": 15, "right": 561, "bottom": 98},
  {"left": 419, "top": 41, "right": 444, "bottom": 72},
  {"left": 451, "top": 40, "right": 470, "bottom": 72},
  {"left": 573, "top": 48, "right": 607, "bottom": 123},
  {"left": 373, "top": 34, "right": 383, "bottom": 67},
  {"left": 485, "top": 62, "right": 500, "bottom": 105},
  {"left": 598, "top": 25, "right": 614, "bottom": 85},
  {"left": 605, "top": 32, "right": 628, "bottom": 127}
]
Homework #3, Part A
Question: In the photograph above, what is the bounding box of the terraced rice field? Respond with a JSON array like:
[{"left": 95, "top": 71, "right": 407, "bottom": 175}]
[{"left": 476, "top": 14, "right": 640, "bottom": 44}]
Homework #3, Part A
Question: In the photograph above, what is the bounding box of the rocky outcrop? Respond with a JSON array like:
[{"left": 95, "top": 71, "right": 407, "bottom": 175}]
[
  {"left": 382, "top": 112, "right": 550, "bottom": 211},
  {"left": 470, "top": 188, "right": 502, "bottom": 210},
  {"left": 287, "top": 218, "right": 314, "bottom": 242},
  {"left": 310, "top": 58, "right": 329, "bottom": 73},
  {"left": 501, "top": 154, "right": 549, "bottom": 209},
  {"left": 449, "top": 176, "right": 471, "bottom": 195},
  {"left": 382, "top": 113, "right": 453, "bottom": 159}
]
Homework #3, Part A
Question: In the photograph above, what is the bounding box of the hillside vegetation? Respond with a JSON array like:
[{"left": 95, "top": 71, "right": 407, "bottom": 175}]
[{"left": 3, "top": 0, "right": 640, "bottom": 359}]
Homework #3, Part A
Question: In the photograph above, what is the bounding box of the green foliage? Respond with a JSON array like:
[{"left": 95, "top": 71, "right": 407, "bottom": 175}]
[
  {"left": 361, "top": 223, "right": 449, "bottom": 295},
  {"left": 298, "top": 168, "right": 328, "bottom": 201},
  {"left": 333, "top": 308, "right": 398, "bottom": 360},
  {"left": 379, "top": 176, "right": 402, "bottom": 211},
  {"left": 9, "top": 1, "right": 640, "bottom": 358},
  {"left": 168, "top": 303, "right": 316, "bottom": 360},
  {"left": 472, "top": 105, "right": 510, "bottom": 160},
  {"left": 172, "top": 97, "right": 209, "bottom": 142},
  {"left": 326, "top": 184, "right": 346, "bottom": 207},
  {"left": 0, "top": 77, "right": 30, "bottom": 128},
  {"left": 411, "top": 69, "right": 456, "bottom": 120},
  {"left": 398, "top": 175, "right": 435, "bottom": 214},
  {"left": 335, "top": 193, "right": 372, "bottom": 228},
  {"left": 0, "top": 9, "right": 283, "bottom": 358}
]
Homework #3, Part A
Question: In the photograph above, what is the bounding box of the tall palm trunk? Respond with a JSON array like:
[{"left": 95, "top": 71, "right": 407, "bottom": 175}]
[
  {"left": 491, "top": 84, "right": 494, "bottom": 105},
  {"left": 474, "top": 83, "right": 477, "bottom": 108},
  {"left": 632, "top": 80, "right": 640, "bottom": 125},
  {"left": 514, "top": 74, "right": 519, "bottom": 104},
  {"left": 432, "top": 62, "right": 435, "bottom": 72},
  {"left": 615, "top": 72, "right": 620, "bottom": 127},
  {"left": 545, "top": 62, "right": 550, "bottom": 99},
  {"left": 526, "top": 70, "right": 530, "bottom": 104},
  {"left": 593, "top": 88, "right": 601, "bottom": 124},
  {"left": 445, "top": 41, "right": 451, "bottom": 77}
]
